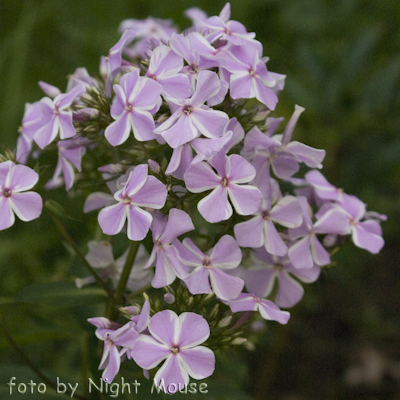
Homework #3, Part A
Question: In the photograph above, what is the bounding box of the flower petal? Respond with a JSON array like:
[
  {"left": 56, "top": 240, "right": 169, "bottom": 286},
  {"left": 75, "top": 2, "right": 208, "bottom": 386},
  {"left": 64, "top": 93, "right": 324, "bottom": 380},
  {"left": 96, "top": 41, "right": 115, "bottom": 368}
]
[
  {"left": 210, "top": 235, "right": 241, "bottom": 269},
  {"left": 98, "top": 203, "right": 127, "bottom": 236},
  {"left": 178, "top": 312, "right": 210, "bottom": 348},
  {"left": 234, "top": 216, "right": 264, "bottom": 248},
  {"left": 0, "top": 197, "right": 14, "bottom": 230},
  {"left": 227, "top": 184, "right": 261, "bottom": 216},
  {"left": 209, "top": 267, "right": 244, "bottom": 300},
  {"left": 179, "top": 346, "right": 215, "bottom": 380},
  {"left": 126, "top": 206, "right": 152, "bottom": 241},
  {"left": 198, "top": 186, "right": 232, "bottom": 223},
  {"left": 9, "top": 192, "right": 43, "bottom": 222},
  {"left": 105, "top": 112, "right": 131, "bottom": 146},
  {"left": 132, "top": 335, "right": 170, "bottom": 369},
  {"left": 149, "top": 310, "right": 180, "bottom": 347}
]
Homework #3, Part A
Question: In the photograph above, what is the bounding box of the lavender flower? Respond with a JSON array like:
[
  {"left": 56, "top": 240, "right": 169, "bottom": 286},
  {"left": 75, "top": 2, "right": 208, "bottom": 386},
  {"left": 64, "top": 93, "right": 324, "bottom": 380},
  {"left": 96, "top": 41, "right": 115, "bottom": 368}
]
[
  {"left": 184, "top": 151, "right": 261, "bottom": 223},
  {"left": 175, "top": 235, "right": 244, "bottom": 300},
  {"left": 0, "top": 161, "right": 42, "bottom": 230},
  {"left": 105, "top": 69, "right": 163, "bottom": 146},
  {"left": 33, "top": 85, "right": 85, "bottom": 149},
  {"left": 132, "top": 310, "right": 215, "bottom": 393},
  {"left": 229, "top": 293, "right": 290, "bottom": 324},
  {"left": 144, "top": 209, "right": 195, "bottom": 288},
  {"left": 98, "top": 164, "right": 167, "bottom": 241},
  {"left": 245, "top": 247, "right": 320, "bottom": 308},
  {"left": 153, "top": 70, "right": 229, "bottom": 148}
]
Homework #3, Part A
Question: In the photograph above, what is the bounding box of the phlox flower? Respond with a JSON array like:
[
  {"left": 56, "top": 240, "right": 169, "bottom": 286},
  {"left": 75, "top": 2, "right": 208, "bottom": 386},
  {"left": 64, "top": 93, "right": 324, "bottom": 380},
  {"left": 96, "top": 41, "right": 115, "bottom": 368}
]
[
  {"left": 145, "top": 45, "right": 191, "bottom": 99},
  {"left": 184, "top": 150, "right": 261, "bottom": 223},
  {"left": 45, "top": 137, "right": 87, "bottom": 191},
  {"left": 132, "top": 310, "right": 215, "bottom": 394},
  {"left": 169, "top": 32, "right": 225, "bottom": 91},
  {"left": 223, "top": 44, "right": 278, "bottom": 110},
  {"left": 245, "top": 247, "right": 320, "bottom": 308},
  {"left": 0, "top": 161, "right": 42, "bottom": 231},
  {"left": 229, "top": 293, "right": 290, "bottom": 324},
  {"left": 288, "top": 196, "right": 349, "bottom": 269},
  {"left": 98, "top": 164, "right": 167, "bottom": 241},
  {"left": 144, "top": 209, "right": 195, "bottom": 288},
  {"left": 234, "top": 191, "right": 303, "bottom": 257},
  {"left": 105, "top": 69, "right": 163, "bottom": 146},
  {"left": 175, "top": 234, "right": 244, "bottom": 300},
  {"left": 242, "top": 105, "right": 325, "bottom": 181},
  {"left": 202, "top": 3, "right": 258, "bottom": 47},
  {"left": 153, "top": 70, "right": 229, "bottom": 148},
  {"left": 331, "top": 194, "right": 385, "bottom": 254},
  {"left": 33, "top": 85, "right": 85, "bottom": 149},
  {"left": 88, "top": 301, "right": 150, "bottom": 383}
]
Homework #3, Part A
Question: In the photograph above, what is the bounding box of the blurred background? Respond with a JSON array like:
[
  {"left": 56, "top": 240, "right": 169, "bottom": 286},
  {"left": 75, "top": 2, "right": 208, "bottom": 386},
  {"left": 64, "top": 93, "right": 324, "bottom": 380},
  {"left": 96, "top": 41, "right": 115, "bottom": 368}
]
[{"left": 0, "top": 0, "right": 399, "bottom": 399}]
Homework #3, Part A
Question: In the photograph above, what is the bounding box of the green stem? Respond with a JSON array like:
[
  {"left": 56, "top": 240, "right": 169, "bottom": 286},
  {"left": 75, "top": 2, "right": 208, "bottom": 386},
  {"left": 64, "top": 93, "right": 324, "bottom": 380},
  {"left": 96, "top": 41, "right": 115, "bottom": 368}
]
[
  {"left": 48, "top": 210, "right": 114, "bottom": 299},
  {"left": 0, "top": 320, "right": 89, "bottom": 400},
  {"left": 107, "top": 240, "right": 140, "bottom": 320}
]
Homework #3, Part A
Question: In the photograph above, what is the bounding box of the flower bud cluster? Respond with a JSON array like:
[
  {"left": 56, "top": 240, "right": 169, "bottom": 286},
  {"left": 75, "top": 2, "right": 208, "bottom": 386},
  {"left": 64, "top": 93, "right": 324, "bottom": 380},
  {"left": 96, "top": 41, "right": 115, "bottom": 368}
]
[{"left": 0, "top": 2, "right": 386, "bottom": 394}]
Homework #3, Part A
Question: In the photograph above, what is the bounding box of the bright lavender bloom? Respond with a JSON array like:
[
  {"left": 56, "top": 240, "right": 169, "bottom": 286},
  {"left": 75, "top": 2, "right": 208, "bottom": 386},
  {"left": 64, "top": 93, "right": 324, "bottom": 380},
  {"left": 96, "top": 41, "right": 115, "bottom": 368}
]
[
  {"left": 98, "top": 165, "right": 167, "bottom": 241},
  {"left": 88, "top": 317, "right": 138, "bottom": 383},
  {"left": 288, "top": 197, "right": 349, "bottom": 269},
  {"left": 223, "top": 45, "right": 278, "bottom": 110},
  {"left": 169, "top": 32, "right": 224, "bottom": 90},
  {"left": 229, "top": 293, "right": 290, "bottom": 324},
  {"left": 144, "top": 209, "right": 195, "bottom": 288},
  {"left": 245, "top": 247, "right": 320, "bottom": 308},
  {"left": 334, "top": 194, "right": 385, "bottom": 254},
  {"left": 184, "top": 151, "right": 261, "bottom": 223},
  {"left": 76, "top": 241, "right": 153, "bottom": 292},
  {"left": 145, "top": 45, "right": 191, "bottom": 99},
  {"left": 175, "top": 235, "right": 244, "bottom": 300},
  {"left": 105, "top": 69, "right": 163, "bottom": 146},
  {"left": 243, "top": 106, "right": 325, "bottom": 181},
  {"left": 33, "top": 85, "right": 85, "bottom": 149},
  {"left": 234, "top": 194, "right": 302, "bottom": 256},
  {"left": 132, "top": 310, "right": 215, "bottom": 393},
  {"left": 0, "top": 161, "right": 43, "bottom": 231},
  {"left": 202, "top": 3, "right": 257, "bottom": 47},
  {"left": 154, "top": 70, "right": 229, "bottom": 148},
  {"left": 45, "top": 137, "right": 87, "bottom": 191}
]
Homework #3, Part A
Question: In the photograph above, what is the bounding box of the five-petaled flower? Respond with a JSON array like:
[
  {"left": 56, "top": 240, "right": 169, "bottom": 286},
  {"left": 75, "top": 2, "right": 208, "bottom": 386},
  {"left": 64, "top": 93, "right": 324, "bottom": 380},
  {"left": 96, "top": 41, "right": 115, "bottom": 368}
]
[
  {"left": 132, "top": 310, "right": 215, "bottom": 394},
  {"left": 0, "top": 161, "right": 43, "bottom": 231},
  {"left": 98, "top": 164, "right": 167, "bottom": 241}
]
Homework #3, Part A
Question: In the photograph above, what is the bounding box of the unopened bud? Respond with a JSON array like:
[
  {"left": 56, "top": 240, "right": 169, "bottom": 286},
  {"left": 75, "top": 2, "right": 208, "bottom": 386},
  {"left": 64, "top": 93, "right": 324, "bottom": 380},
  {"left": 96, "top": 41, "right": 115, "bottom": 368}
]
[
  {"left": 232, "top": 337, "right": 247, "bottom": 345},
  {"left": 125, "top": 306, "right": 140, "bottom": 315},
  {"left": 148, "top": 159, "right": 161, "bottom": 174},
  {"left": 164, "top": 293, "right": 175, "bottom": 304},
  {"left": 39, "top": 81, "right": 61, "bottom": 98},
  {"left": 218, "top": 315, "right": 232, "bottom": 327}
]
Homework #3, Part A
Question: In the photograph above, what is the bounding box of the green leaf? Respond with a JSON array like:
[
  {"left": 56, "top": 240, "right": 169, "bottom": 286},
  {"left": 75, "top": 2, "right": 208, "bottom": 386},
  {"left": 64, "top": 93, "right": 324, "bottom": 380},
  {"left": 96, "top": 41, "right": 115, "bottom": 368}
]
[{"left": 17, "top": 282, "right": 108, "bottom": 308}]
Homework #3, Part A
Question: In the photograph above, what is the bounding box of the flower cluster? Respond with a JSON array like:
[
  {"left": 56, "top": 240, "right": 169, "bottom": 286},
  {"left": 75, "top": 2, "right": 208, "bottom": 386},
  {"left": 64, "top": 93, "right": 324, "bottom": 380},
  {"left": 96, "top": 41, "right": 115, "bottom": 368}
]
[{"left": 2, "top": 2, "right": 385, "bottom": 395}]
